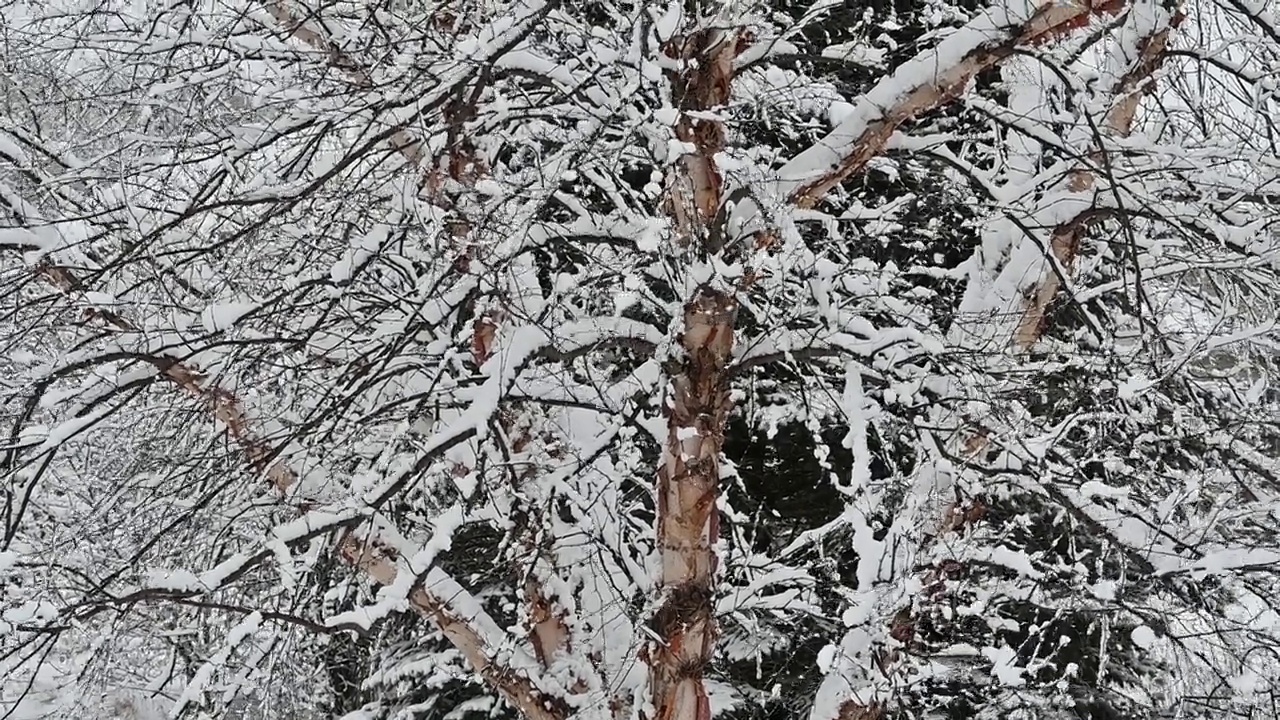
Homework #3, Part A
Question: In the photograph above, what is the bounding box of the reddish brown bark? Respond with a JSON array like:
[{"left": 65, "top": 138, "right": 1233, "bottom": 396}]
[
  {"left": 787, "top": 4, "right": 1169, "bottom": 717},
  {"left": 337, "top": 535, "right": 566, "bottom": 720},
  {"left": 648, "top": 25, "right": 745, "bottom": 720},
  {"left": 650, "top": 289, "right": 737, "bottom": 720},
  {"left": 663, "top": 29, "right": 739, "bottom": 244},
  {"left": 837, "top": 700, "right": 886, "bottom": 720},
  {"left": 36, "top": 261, "right": 301, "bottom": 495},
  {"left": 496, "top": 403, "right": 578, "bottom": 678},
  {"left": 263, "top": 1, "right": 425, "bottom": 167}
]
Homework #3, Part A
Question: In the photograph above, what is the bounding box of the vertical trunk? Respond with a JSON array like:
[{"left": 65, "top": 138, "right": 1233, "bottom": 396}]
[
  {"left": 649, "top": 22, "right": 742, "bottom": 720},
  {"left": 651, "top": 289, "right": 737, "bottom": 720}
]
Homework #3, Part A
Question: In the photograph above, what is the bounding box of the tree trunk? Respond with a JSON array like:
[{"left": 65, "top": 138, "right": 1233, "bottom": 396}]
[
  {"left": 648, "top": 20, "right": 743, "bottom": 720},
  {"left": 651, "top": 288, "right": 737, "bottom": 720}
]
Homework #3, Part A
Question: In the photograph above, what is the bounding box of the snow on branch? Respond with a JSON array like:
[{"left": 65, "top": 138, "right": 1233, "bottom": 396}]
[
  {"left": 257, "top": 0, "right": 553, "bottom": 189},
  {"left": 337, "top": 531, "right": 569, "bottom": 720},
  {"left": 28, "top": 250, "right": 584, "bottom": 720},
  {"left": 778, "top": 0, "right": 1130, "bottom": 210},
  {"left": 1011, "top": 1, "right": 1182, "bottom": 350},
  {"left": 32, "top": 261, "right": 303, "bottom": 497}
]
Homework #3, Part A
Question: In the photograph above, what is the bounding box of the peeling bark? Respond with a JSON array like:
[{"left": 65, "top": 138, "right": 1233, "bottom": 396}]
[
  {"left": 787, "top": 8, "right": 1171, "bottom": 714},
  {"left": 664, "top": 29, "right": 739, "bottom": 243},
  {"left": 338, "top": 535, "right": 567, "bottom": 720},
  {"left": 265, "top": 0, "right": 485, "bottom": 270},
  {"left": 501, "top": 407, "right": 579, "bottom": 679},
  {"left": 36, "top": 261, "right": 301, "bottom": 496},
  {"left": 644, "top": 7, "right": 1118, "bottom": 718},
  {"left": 525, "top": 577, "right": 572, "bottom": 668},
  {"left": 649, "top": 23, "right": 747, "bottom": 720},
  {"left": 837, "top": 700, "right": 885, "bottom": 720},
  {"left": 789, "top": 0, "right": 1130, "bottom": 209},
  {"left": 650, "top": 289, "right": 736, "bottom": 720},
  {"left": 1013, "top": 14, "right": 1180, "bottom": 350}
]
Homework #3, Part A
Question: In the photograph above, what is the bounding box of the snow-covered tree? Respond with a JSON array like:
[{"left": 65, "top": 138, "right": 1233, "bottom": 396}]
[{"left": 3, "top": 1, "right": 1279, "bottom": 720}]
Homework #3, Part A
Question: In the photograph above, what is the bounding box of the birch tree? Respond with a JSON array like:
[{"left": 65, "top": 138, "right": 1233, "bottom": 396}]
[{"left": 3, "top": 0, "right": 1280, "bottom": 720}]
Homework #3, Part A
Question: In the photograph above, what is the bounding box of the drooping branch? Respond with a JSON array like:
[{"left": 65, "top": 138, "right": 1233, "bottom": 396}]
[
  {"left": 28, "top": 254, "right": 568, "bottom": 720},
  {"left": 34, "top": 260, "right": 302, "bottom": 497},
  {"left": 269, "top": 0, "right": 586, "bottom": 700},
  {"left": 338, "top": 535, "right": 568, "bottom": 720}
]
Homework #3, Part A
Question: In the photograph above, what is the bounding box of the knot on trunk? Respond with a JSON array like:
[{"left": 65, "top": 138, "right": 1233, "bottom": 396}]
[{"left": 649, "top": 581, "right": 717, "bottom": 683}]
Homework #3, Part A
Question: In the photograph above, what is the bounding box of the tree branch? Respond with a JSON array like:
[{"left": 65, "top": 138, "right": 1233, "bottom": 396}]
[
  {"left": 1013, "top": 5, "right": 1182, "bottom": 349},
  {"left": 780, "top": 0, "right": 1130, "bottom": 210}
]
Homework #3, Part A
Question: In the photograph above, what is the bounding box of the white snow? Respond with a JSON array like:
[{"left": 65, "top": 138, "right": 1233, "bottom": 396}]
[
  {"left": 1171, "top": 548, "right": 1280, "bottom": 577},
  {"left": 1089, "top": 580, "right": 1119, "bottom": 601},
  {"left": 776, "top": 0, "right": 1042, "bottom": 194},
  {"left": 982, "top": 644, "right": 1027, "bottom": 686},
  {"left": 1130, "top": 624, "right": 1157, "bottom": 649},
  {"left": 1080, "top": 480, "right": 1130, "bottom": 500},
  {"left": 143, "top": 568, "right": 203, "bottom": 592},
  {"left": 200, "top": 301, "right": 257, "bottom": 333},
  {"left": 0, "top": 228, "right": 47, "bottom": 250},
  {"left": 0, "top": 132, "right": 30, "bottom": 164},
  {"left": 31, "top": 405, "right": 114, "bottom": 454}
]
